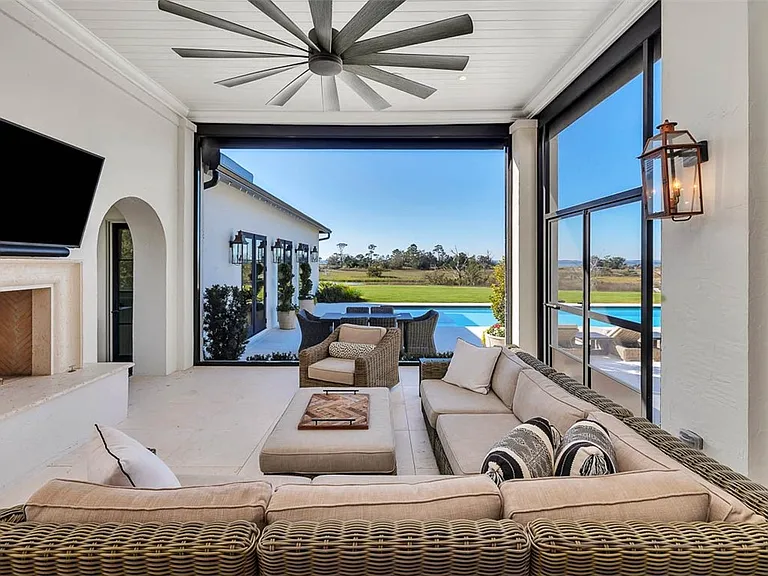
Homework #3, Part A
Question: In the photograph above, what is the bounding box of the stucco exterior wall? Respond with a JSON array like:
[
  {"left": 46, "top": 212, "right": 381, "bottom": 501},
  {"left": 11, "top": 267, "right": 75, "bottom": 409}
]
[{"left": 202, "top": 177, "right": 323, "bottom": 332}]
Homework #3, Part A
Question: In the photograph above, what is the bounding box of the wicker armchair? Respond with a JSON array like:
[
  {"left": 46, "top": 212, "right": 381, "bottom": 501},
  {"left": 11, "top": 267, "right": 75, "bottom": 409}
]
[
  {"left": 297, "top": 309, "right": 332, "bottom": 352},
  {"left": 299, "top": 326, "right": 401, "bottom": 388},
  {"left": 404, "top": 309, "right": 439, "bottom": 357}
]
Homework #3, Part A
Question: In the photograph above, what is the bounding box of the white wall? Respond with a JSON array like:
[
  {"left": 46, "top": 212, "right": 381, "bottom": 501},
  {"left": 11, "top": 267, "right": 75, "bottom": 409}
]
[
  {"left": 661, "top": 0, "right": 768, "bottom": 480},
  {"left": 202, "top": 177, "right": 323, "bottom": 331},
  {"left": 0, "top": 5, "right": 195, "bottom": 375}
]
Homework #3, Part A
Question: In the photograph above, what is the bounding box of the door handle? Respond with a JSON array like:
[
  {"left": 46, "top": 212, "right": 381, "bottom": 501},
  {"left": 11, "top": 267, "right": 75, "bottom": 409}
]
[{"left": 111, "top": 305, "right": 132, "bottom": 314}]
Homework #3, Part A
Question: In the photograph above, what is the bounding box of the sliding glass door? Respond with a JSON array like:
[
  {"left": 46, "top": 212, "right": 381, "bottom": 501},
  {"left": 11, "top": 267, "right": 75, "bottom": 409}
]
[{"left": 241, "top": 233, "right": 267, "bottom": 338}]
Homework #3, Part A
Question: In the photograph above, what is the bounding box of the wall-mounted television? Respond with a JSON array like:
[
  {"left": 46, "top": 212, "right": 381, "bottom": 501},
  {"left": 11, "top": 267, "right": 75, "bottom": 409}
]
[{"left": 0, "top": 118, "right": 104, "bottom": 248}]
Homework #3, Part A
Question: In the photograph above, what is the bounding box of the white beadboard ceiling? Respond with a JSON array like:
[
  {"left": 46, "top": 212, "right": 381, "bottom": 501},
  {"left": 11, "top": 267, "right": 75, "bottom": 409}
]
[{"left": 54, "top": 0, "right": 623, "bottom": 123}]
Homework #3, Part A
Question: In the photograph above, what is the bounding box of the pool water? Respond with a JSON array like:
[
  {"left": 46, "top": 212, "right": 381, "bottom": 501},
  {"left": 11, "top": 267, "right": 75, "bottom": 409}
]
[{"left": 392, "top": 305, "right": 662, "bottom": 328}]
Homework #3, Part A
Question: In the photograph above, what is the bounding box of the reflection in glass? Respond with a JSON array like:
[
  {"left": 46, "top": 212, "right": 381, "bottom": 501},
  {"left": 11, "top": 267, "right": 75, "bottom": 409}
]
[
  {"left": 550, "top": 309, "right": 583, "bottom": 383},
  {"left": 589, "top": 202, "right": 641, "bottom": 305}
]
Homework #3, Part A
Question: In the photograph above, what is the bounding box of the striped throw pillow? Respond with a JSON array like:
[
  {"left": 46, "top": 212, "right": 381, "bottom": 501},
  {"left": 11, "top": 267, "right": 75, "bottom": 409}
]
[
  {"left": 554, "top": 419, "right": 617, "bottom": 477},
  {"left": 329, "top": 341, "right": 376, "bottom": 359},
  {"left": 481, "top": 417, "right": 562, "bottom": 486}
]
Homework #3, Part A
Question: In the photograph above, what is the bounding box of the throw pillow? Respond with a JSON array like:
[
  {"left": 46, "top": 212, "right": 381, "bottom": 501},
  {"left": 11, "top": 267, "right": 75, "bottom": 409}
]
[
  {"left": 87, "top": 424, "right": 180, "bottom": 488},
  {"left": 554, "top": 419, "right": 617, "bottom": 477},
  {"left": 329, "top": 341, "right": 376, "bottom": 359},
  {"left": 443, "top": 338, "right": 502, "bottom": 394},
  {"left": 481, "top": 417, "right": 562, "bottom": 486}
]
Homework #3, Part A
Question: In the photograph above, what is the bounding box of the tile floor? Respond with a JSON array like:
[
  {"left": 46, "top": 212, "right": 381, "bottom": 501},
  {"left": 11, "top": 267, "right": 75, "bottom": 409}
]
[{"left": 0, "top": 366, "right": 437, "bottom": 507}]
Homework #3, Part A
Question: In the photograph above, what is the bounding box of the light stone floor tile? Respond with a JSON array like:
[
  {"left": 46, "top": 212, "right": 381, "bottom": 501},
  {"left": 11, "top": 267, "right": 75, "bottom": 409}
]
[{"left": 1, "top": 366, "right": 444, "bottom": 504}]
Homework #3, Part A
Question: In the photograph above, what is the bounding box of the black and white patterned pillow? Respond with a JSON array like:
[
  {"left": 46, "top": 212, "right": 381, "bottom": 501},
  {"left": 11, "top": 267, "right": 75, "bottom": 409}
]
[
  {"left": 329, "top": 341, "right": 376, "bottom": 359},
  {"left": 481, "top": 417, "right": 562, "bottom": 486},
  {"left": 554, "top": 419, "right": 617, "bottom": 477}
]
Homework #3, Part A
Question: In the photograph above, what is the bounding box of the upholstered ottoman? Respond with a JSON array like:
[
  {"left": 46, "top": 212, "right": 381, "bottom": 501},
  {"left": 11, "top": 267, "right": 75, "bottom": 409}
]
[{"left": 260, "top": 388, "right": 396, "bottom": 476}]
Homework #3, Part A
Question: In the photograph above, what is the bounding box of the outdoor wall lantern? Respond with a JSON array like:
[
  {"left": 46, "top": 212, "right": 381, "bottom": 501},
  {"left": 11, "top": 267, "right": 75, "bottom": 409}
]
[
  {"left": 271, "top": 239, "right": 284, "bottom": 264},
  {"left": 639, "top": 119, "right": 709, "bottom": 222},
  {"left": 310, "top": 246, "right": 319, "bottom": 263},
  {"left": 256, "top": 240, "right": 266, "bottom": 263},
  {"left": 296, "top": 243, "right": 309, "bottom": 264},
  {"left": 229, "top": 231, "right": 245, "bottom": 265}
]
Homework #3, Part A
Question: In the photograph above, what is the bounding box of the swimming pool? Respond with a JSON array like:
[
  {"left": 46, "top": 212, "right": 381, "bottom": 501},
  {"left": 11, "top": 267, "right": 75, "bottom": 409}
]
[{"left": 392, "top": 305, "right": 661, "bottom": 328}]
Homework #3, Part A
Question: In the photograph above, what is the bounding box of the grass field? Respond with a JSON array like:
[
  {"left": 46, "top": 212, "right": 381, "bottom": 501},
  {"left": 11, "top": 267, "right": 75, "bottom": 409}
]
[
  {"left": 558, "top": 291, "right": 662, "bottom": 304},
  {"left": 357, "top": 284, "right": 492, "bottom": 303},
  {"left": 321, "top": 268, "right": 441, "bottom": 284}
]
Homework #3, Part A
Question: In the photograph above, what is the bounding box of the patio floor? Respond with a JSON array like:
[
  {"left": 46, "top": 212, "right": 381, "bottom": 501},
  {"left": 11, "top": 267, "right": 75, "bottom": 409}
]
[{"left": 0, "top": 366, "right": 437, "bottom": 507}]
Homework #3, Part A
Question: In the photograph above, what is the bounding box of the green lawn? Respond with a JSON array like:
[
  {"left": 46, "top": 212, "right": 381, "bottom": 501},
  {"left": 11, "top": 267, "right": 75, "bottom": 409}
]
[
  {"left": 357, "top": 284, "right": 491, "bottom": 303},
  {"left": 558, "top": 291, "right": 662, "bottom": 304}
]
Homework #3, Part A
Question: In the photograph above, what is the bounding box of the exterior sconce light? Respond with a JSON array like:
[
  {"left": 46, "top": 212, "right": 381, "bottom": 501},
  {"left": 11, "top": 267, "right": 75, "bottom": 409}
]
[
  {"left": 296, "top": 243, "right": 309, "bottom": 264},
  {"left": 639, "top": 119, "right": 708, "bottom": 221},
  {"left": 310, "top": 246, "right": 319, "bottom": 263},
  {"left": 256, "top": 240, "right": 266, "bottom": 263},
  {"left": 271, "top": 239, "right": 284, "bottom": 264},
  {"left": 229, "top": 231, "right": 245, "bottom": 265}
]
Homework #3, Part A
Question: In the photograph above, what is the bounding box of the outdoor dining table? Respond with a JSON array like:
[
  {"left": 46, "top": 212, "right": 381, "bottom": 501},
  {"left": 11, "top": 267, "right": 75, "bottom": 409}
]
[{"left": 319, "top": 312, "right": 414, "bottom": 349}]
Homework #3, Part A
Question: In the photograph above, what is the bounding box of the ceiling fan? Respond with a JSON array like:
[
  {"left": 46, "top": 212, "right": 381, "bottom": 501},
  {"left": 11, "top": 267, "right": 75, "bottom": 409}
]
[{"left": 158, "top": 0, "right": 473, "bottom": 111}]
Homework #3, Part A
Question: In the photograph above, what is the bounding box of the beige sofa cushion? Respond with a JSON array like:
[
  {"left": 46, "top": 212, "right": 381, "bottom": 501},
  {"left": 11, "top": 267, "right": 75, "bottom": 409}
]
[
  {"left": 512, "top": 370, "right": 595, "bottom": 433},
  {"left": 589, "top": 412, "right": 766, "bottom": 523},
  {"left": 26, "top": 479, "right": 272, "bottom": 527},
  {"left": 500, "top": 469, "right": 710, "bottom": 524},
  {"left": 443, "top": 339, "right": 501, "bottom": 394},
  {"left": 437, "top": 413, "right": 522, "bottom": 475},
  {"left": 420, "top": 379, "right": 510, "bottom": 428},
  {"left": 313, "top": 475, "right": 453, "bottom": 485},
  {"left": 266, "top": 476, "right": 502, "bottom": 523},
  {"left": 177, "top": 474, "right": 310, "bottom": 488},
  {"left": 490, "top": 350, "right": 531, "bottom": 409},
  {"left": 339, "top": 324, "right": 386, "bottom": 345},
  {"left": 308, "top": 357, "right": 355, "bottom": 385}
]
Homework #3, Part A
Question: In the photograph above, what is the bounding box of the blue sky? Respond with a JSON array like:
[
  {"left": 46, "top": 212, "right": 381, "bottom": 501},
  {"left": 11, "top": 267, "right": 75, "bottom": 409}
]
[{"left": 223, "top": 62, "right": 661, "bottom": 262}]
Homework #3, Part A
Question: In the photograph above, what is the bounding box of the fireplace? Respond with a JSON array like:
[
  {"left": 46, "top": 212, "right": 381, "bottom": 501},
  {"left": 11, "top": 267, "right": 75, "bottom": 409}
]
[{"left": 0, "top": 287, "right": 52, "bottom": 377}]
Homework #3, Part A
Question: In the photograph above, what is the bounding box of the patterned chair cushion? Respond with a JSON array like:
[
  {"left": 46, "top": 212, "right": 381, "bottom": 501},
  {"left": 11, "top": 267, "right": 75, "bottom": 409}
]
[
  {"left": 554, "top": 419, "right": 617, "bottom": 477},
  {"left": 329, "top": 341, "right": 376, "bottom": 359},
  {"left": 481, "top": 417, "right": 562, "bottom": 486}
]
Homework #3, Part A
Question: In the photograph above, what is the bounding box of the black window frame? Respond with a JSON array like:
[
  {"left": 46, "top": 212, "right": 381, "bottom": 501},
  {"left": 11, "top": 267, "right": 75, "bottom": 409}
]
[{"left": 536, "top": 2, "right": 661, "bottom": 421}]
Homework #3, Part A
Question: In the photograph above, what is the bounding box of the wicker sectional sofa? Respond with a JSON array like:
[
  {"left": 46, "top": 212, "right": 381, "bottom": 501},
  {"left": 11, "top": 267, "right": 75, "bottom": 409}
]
[{"left": 3, "top": 347, "right": 768, "bottom": 576}]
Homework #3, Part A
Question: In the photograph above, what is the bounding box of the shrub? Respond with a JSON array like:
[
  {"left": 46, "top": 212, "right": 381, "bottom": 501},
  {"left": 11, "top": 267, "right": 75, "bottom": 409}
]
[
  {"left": 298, "top": 262, "right": 313, "bottom": 299},
  {"left": 277, "top": 263, "right": 297, "bottom": 312},
  {"left": 490, "top": 259, "right": 505, "bottom": 325},
  {"left": 316, "top": 282, "right": 365, "bottom": 303},
  {"left": 367, "top": 263, "right": 384, "bottom": 278},
  {"left": 202, "top": 284, "right": 250, "bottom": 360},
  {"left": 245, "top": 351, "right": 299, "bottom": 362}
]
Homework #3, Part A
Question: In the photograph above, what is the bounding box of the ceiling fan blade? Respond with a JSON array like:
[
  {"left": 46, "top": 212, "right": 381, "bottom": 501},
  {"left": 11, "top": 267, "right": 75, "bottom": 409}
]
[
  {"left": 338, "top": 70, "right": 390, "bottom": 111},
  {"left": 344, "top": 52, "right": 469, "bottom": 71},
  {"left": 267, "top": 70, "right": 313, "bottom": 106},
  {"left": 309, "top": 0, "right": 333, "bottom": 53},
  {"left": 342, "top": 14, "right": 473, "bottom": 59},
  {"left": 173, "top": 48, "right": 303, "bottom": 59},
  {"left": 321, "top": 76, "right": 340, "bottom": 111},
  {"left": 158, "top": 0, "right": 303, "bottom": 52},
  {"left": 344, "top": 65, "right": 435, "bottom": 99},
  {"left": 333, "top": 0, "right": 405, "bottom": 55},
  {"left": 216, "top": 63, "right": 304, "bottom": 88},
  {"left": 248, "top": 0, "right": 320, "bottom": 52}
]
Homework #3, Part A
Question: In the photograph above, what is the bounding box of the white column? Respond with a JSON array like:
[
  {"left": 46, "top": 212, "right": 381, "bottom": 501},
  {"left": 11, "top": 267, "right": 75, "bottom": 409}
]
[
  {"left": 508, "top": 120, "right": 538, "bottom": 353},
  {"left": 661, "top": 0, "right": 768, "bottom": 480},
  {"left": 176, "top": 119, "right": 196, "bottom": 371}
]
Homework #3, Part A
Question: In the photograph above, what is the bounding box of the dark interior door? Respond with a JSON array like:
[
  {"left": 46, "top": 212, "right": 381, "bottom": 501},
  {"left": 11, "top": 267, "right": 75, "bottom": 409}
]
[
  {"left": 112, "top": 223, "right": 133, "bottom": 362},
  {"left": 242, "top": 233, "right": 267, "bottom": 337}
]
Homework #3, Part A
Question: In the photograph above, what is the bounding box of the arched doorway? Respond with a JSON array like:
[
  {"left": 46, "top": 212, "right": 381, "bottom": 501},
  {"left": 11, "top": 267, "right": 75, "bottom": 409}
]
[{"left": 97, "top": 198, "right": 167, "bottom": 375}]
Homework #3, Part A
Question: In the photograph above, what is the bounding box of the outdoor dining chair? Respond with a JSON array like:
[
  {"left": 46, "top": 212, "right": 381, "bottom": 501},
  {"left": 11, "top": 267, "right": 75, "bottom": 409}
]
[
  {"left": 404, "top": 309, "right": 439, "bottom": 357},
  {"left": 297, "top": 309, "right": 333, "bottom": 351}
]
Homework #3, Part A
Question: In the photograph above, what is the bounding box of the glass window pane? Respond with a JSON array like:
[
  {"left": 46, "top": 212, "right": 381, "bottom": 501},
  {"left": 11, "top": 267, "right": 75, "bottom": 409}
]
[
  {"left": 590, "top": 202, "right": 641, "bottom": 306},
  {"left": 550, "top": 73, "right": 643, "bottom": 210},
  {"left": 550, "top": 215, "right": 583, "bottom": 305},
  {"left": 588, "top": 320, "right": 643, "bottom": 416},
  {"left": 653, "top": 218, "right": 662, "bottom": 424},
  {"left": 550, "top": 309, "right": 583, "bottom": 383},
  {"left": 653, "top": 59, "right": 662, "bottom": 133}
]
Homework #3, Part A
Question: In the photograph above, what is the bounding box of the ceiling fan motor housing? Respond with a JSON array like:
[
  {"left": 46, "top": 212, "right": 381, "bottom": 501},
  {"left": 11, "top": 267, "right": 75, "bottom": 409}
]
[{"left": 309, "top": 53, "right": 343, "bottom": 76}]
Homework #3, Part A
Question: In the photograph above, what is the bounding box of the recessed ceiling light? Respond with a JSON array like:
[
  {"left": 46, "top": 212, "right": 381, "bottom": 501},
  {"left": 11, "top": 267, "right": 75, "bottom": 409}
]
[{"left": 459, "top": 75, "right": 468, "bottom": 81}]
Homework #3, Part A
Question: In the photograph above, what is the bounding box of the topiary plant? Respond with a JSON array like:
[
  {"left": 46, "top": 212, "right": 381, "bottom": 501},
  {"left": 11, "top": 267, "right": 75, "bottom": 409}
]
[
  {"left": 298, "top": 262, "right": 313, "bottom": 300},
  {"left": 490, "top": 259, "right": 505, "bottom": 326},
  {"left": 202, "top": 284, "right": 250, "bottom": 360},
  {"left": 277, "top": 262, "right": 297, "bottom": 312}
]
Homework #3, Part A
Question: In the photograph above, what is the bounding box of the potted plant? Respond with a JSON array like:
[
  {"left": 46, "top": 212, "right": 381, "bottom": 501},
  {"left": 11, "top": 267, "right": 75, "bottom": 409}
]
[
  {"left": 298, "top": 262, "right": 315, "bottom": 313},
  {"left": 485, "top": 259, "right": 507, "bottom": 347},
  {"left": 277, "top": 262, "right": 298, "bottom": 330}
]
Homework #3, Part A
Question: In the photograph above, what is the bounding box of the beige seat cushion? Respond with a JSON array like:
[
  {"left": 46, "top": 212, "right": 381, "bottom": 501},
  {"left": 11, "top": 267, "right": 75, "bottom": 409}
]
[
  {"left": 589, "top": 412, "right": 766, "bottom": 523},
  {"left": 308, "top": 357, "right": 355, "bottom": 385},
  {"left": 26, "top": 478, "right": 272, "bottom": 527},
  {"left": 266, "top": 476, "right": 502, "bottom": 523},
  {"left": 436, "top": 413, "right": 522, "bottom": 475},
  {"left": 420, "top": 379, "right": 511, "bottom": 428},
  {"left": 500, "top": 469, "right": 710, "bottom": 524},
  {"left": 512, "top": 370, "right": 595, "bottom": 434},
  {"left": 339, "top": 324, "right": 387, "bottom": 345},
  {"left": 313, "top": 475, "right": 452, "bottom": 485},
  {"left": 260, "top": 388, "right": 395, "bottom": 475},
  {"left": 490, "top": 350, "right": 532, "bottom": 409},
  {"left": 177, "top": 474, "right": 310, "bottom": 488}
]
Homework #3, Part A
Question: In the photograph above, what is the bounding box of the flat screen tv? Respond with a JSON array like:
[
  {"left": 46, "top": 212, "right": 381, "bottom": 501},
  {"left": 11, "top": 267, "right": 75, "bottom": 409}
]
[{"left": 0, "top": 118, "right": 104, "bottom": 247}]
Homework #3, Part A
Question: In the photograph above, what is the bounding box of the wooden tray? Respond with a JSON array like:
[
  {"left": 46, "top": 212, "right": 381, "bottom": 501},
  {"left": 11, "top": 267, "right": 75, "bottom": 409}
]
[{"left": 298, "top": 390, "right": 370, "bottom": 430}]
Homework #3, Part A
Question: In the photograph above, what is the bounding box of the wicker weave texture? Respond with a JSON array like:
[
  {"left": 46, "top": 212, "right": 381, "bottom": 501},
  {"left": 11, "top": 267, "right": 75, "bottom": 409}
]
[
  {"left": 528, "top": 519, "right": 768, "bottom": 576},
  {"left": 418, "top": 358, "right": 450, "bottom": 382},
  {"left": 0, "top": 521, "right": 258, "bottom": 576},
  {"left": 421, "top": 404, "right": 455, "bottom": 475},
  {"left": 258, "top": 519, "right": 530, "bottom": 576},
  {"left": 0, "top": 508, "right": 23, "bottom": 526}
]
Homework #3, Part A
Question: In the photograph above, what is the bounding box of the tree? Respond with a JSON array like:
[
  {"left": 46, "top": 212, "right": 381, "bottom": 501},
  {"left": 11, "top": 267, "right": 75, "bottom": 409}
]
[
  {"left": 277, "top": 263, "right": 296, "bottom": 312},
  {"left": 298, "top": 262, "right": 313, "bottom": 299},
  {"left": 202, "top": 285, "right": 250, "bottom": 360},
  {"left": 490, "top": 259, "right": 506, "bottom": 325},
  {"left": 450, "top": 247, "right": 470, "bottom": 285},
  {"left": 433, "top": 244, "right": 447, "bottom": 266},
  {"left": 367, "top": 244, "right": 377, "bottom": 264}
]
